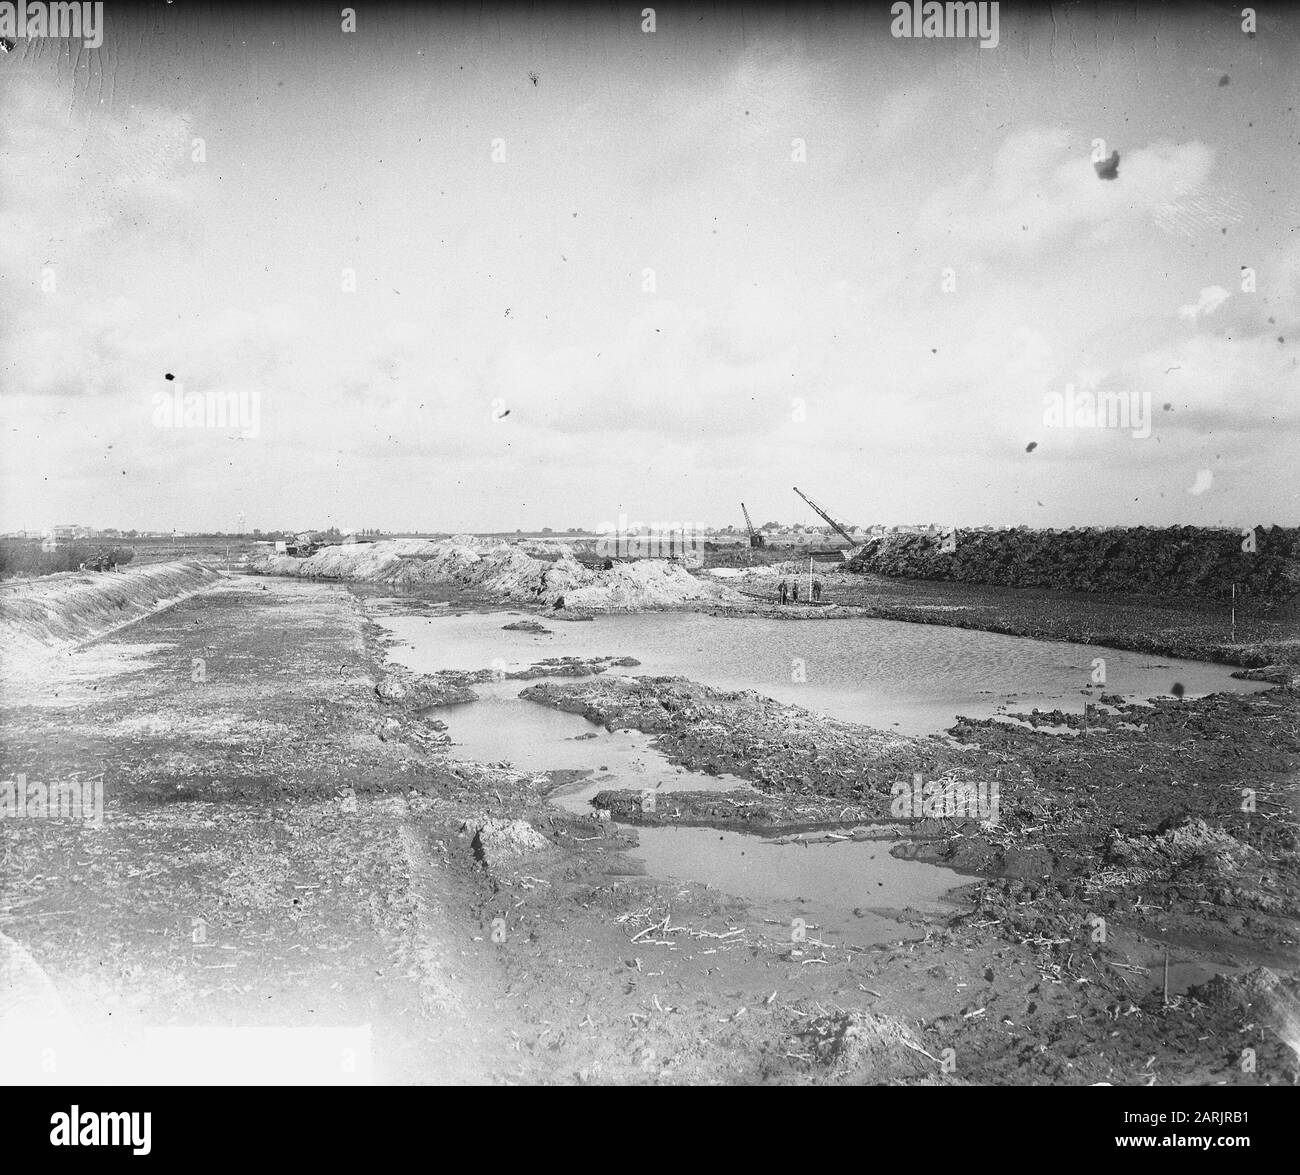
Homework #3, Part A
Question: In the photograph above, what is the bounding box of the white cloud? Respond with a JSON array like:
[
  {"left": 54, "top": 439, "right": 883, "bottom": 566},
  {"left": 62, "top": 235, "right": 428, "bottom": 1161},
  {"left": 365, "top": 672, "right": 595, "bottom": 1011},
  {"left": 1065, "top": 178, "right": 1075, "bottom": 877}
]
[
  {"left": 915, "top": 130, "right": 1216, "bottom": 256},
  {"left": 1177, "top": 285, "right": 1230, "bottom": 321}
]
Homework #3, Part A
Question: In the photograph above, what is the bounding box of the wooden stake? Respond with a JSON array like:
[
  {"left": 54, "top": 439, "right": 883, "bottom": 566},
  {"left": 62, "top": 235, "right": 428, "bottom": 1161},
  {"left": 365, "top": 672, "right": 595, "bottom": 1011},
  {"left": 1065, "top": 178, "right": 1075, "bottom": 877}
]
[{"left": 1162, "top": 952, "right": 1169, "bottom": 1006}]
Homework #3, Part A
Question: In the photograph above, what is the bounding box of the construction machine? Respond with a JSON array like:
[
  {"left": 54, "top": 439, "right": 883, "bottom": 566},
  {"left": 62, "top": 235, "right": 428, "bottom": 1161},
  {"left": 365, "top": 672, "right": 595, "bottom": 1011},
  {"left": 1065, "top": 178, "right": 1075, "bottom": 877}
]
[
  {"left": 792, "top": 487, "right": 862, "bottom": 561},
  {"left": 286, "top": 531, "right": 322, "bottom": 558},
  {"left": 741, "top": 502, "right": 765, "bottom": 549}
]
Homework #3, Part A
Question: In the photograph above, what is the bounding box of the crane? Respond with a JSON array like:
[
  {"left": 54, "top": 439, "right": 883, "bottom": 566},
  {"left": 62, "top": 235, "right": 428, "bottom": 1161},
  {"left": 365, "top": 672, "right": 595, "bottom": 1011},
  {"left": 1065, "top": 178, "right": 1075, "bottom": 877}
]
[
  {"left": 792, "top": 486, "right": 860, "bottom": 559},
  {"left": 741, "top": 502, "right": 765, "bottom": 549}
]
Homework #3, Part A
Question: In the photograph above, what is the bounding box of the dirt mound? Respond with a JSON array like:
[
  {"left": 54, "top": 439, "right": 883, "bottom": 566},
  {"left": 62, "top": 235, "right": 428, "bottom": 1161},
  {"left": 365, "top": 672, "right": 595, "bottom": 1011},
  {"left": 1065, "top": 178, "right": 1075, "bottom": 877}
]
[
  {"left": 252, "top": 536, "right": 741, "bottom": 611},
  {"left": 1102, "top": 817, "right": 1289, "bottom": 917},
  {"left": 846, "top": 525, "right": 1300, "bottom": 601},
  {"left": 793, "top": 1011, "right": 934, "bottom": 1083},
  {"left": 1107, "top": 817, "right": 1266, "bottom": 876},
  {"left": 0, "top": 560, "right": 222, "bottom": 666},
  {"left": 460, "top": 817, "right": 553, "bottom": 868},
  {"left": 503, "top": 619, "right": 551, "bottom": 633},
  {"left": 375, "top": 670, "right": 479, "bottom": 708},
  {"left": 1189, "top": 968, "right": 1300, "bottom": 1061}
]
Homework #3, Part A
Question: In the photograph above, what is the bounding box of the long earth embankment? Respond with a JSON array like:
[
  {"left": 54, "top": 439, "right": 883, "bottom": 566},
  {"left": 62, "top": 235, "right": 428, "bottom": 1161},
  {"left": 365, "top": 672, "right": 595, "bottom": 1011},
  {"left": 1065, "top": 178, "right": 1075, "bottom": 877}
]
[
  {"left": 847, "top": 525, "right": 1300, "bottom": 601},
  {"left": 0, "top": 560, "right": 222, "bottom": 662},
  {"left": 251, "top": 536, "right": 742, "bottom": 610}
]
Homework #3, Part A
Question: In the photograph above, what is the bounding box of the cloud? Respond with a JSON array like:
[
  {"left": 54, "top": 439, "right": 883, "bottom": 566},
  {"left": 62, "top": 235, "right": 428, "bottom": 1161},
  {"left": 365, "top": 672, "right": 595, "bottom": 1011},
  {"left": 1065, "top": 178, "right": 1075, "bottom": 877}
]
[
  {"left": 1128, "top": 330, "right": 1299, "bottom": 434},
  {"left": 864, "top": 85, "right": 933, "bottom": 153},
  {"left": 0, "top": 72, "right": 202, "bottom": 400},
  {"left": 1178, "top": 286, "right": 1230, "bottom": 321},
  {"left": 915, "top": 130, "right": 1215, "bottom": 256},
  {"left": 0, "top": 74, "right": 197, "bottom": 273},
  {"left": 495, "top": 296, "right": 802, "bottom": 439}
]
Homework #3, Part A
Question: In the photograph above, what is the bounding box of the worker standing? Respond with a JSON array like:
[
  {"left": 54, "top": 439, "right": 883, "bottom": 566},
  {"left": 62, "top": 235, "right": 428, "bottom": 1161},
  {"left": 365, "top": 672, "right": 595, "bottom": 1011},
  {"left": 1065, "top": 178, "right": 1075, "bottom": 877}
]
[
  {"left": 790, "top": 581, "right": 799, "bottom": 604},
  {"left": 813, "top": 578, "right": 823, "bottom": 602},
  {"left": 778, "top": 579, "right": 788, "bottom": 605}
]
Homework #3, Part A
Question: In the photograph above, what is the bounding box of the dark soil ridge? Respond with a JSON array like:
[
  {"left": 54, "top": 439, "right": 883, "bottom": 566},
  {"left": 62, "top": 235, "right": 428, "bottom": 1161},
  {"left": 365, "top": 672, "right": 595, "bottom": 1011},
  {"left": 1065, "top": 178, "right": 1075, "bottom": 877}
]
[
  {"left": 845, "top": 524, "right": 1300, "bottom": 602},
  {"left": 518, "top": 675, "right": 1010, "bottom": 802},
  {"left": 589, "top": 787, "right": 897, "bottom": 833}
]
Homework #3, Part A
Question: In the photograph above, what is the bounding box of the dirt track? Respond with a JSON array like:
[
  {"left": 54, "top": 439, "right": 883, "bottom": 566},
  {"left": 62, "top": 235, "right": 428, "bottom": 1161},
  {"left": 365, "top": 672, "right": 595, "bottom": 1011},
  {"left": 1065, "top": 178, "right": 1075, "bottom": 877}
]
[{"left": 2, "top": 572, "right": 1296, "bottom": 1084}]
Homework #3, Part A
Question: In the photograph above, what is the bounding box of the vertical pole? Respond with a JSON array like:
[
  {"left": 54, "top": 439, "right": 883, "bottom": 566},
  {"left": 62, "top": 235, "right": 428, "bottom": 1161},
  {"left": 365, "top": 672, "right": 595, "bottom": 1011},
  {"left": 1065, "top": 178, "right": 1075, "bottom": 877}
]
[{"left": 1231, "top": 583, "right": 1236, "bottom": 644}]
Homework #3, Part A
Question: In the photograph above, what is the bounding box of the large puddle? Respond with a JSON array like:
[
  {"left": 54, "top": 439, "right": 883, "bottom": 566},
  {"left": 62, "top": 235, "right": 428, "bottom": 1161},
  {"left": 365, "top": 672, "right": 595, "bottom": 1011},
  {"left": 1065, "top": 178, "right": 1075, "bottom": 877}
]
[
  {"left": 382, "top": 609, "right": 1264, "bottom": 734},
  {"left": 379, "top": 607, "right": 1269, "bottom": 946}
]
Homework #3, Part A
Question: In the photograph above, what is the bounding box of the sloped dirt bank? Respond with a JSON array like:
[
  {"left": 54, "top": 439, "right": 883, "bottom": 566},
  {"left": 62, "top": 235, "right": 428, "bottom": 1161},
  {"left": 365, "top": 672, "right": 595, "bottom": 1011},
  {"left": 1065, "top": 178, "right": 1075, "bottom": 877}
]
[{"left": 0, "top": 559, "right": 222, "bottom": 664}]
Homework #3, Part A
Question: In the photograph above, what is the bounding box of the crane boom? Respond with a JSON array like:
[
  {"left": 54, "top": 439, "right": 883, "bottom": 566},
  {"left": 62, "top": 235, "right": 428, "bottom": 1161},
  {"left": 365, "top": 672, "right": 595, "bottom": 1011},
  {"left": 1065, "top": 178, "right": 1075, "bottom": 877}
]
[
  {"left": 792, "top": 486, "right": 857, "bottom": 548},
  {"left": 741, "top": 502, "right": 764, "bottom": 548}
]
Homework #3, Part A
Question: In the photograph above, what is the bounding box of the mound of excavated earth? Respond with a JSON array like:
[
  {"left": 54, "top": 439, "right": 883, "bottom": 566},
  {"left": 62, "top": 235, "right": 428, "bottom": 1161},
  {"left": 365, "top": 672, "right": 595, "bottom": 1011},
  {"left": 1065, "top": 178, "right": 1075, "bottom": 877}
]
[
  {"left": 460, "top": 817, "right": 555, "bottom": 869},
  {"left": 251, "top": 536, "right": 743, "bottom": 611},
  {"left": 846, "top": 524, "right": 1300, "bottom": 601}
]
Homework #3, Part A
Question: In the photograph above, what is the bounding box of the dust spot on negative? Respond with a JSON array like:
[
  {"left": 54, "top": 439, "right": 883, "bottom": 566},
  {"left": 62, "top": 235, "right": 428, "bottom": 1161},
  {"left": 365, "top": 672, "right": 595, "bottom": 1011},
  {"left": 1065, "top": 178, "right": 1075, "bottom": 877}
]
[
  {"left": 164, "top": 373, "right": 175, "bottom": 381},
  {"left": 1171, "top": 683, "right": 1185, "bottom": 699},
  {"left": 1094, "top": 150, "right": 1120, "bottom": 180},
  {"left": 1025, "top": 441, "right": 1038, "bottom": 453},
  {"left": 1219, "top": 74, "right": 1230, "bottom": 86}
]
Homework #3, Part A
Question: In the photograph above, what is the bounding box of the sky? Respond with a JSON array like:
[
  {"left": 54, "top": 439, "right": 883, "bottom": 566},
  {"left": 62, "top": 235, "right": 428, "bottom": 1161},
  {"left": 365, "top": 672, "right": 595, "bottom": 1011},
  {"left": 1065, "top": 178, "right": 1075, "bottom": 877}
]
[{"left": 1, "top": 1, "right": 1297, "bottom": 534}]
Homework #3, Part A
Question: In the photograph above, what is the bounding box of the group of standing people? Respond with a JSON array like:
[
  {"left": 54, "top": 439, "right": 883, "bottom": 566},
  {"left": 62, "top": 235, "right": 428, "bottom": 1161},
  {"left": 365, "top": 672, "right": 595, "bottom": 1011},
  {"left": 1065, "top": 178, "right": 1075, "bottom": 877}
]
[{"left": 777, "top": 578, "right": 822, "bottom": 605}]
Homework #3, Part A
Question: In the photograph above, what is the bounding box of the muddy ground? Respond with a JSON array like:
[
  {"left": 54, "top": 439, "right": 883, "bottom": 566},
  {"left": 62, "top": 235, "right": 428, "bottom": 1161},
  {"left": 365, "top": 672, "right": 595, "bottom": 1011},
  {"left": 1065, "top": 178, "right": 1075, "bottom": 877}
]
[{"left": 1, "top": 572, "right": 1296, "bottom": 1084}]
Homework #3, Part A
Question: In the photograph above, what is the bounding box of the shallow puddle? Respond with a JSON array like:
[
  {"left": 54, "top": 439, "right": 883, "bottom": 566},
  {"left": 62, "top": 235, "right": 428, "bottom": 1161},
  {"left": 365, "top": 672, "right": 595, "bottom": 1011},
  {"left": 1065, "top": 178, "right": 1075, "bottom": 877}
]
[
  {"left": 631, "top": 826, "right": 960, "bottom": 948},
  {"left": 436, "top": 680, "right": 751, "bottom": 797}
]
